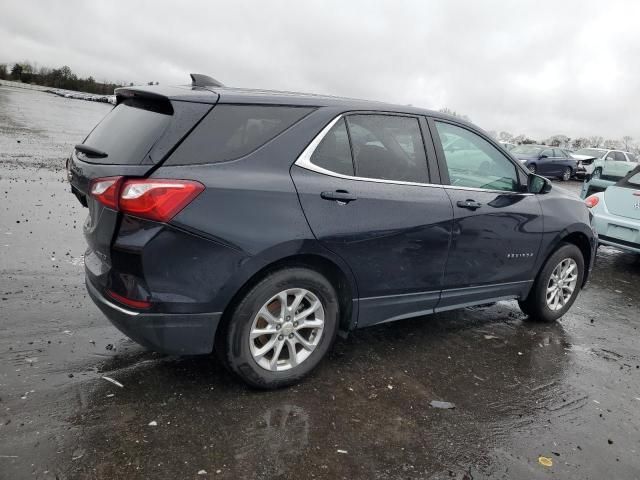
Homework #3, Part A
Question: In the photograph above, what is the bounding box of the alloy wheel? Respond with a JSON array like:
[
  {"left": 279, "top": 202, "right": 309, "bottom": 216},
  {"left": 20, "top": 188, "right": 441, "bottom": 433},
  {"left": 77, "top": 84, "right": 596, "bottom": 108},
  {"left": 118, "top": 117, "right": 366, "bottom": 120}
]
[
  {"left": 562, "top": 168, "right": 571, "bottom": 181},
  {"left": 546, "top": 258, "right": 578, "bottom": 311},
  {"left": 249, "top": 288, "right": 325, "bottom": 371}
]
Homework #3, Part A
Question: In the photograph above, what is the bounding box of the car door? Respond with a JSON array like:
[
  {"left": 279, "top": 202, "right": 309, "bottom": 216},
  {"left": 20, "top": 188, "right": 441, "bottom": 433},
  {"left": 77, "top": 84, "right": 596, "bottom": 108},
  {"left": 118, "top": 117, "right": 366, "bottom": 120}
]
[
  {"left": 291, "top": 113, "right": 453, "bottom": 327},
  {"left": 538, "top": 148, "right": 555, "bottom": 176},
  {"left": 429, "top": 119, "right": 544, "bottom": 310},
  {"left": 553, "top": 148, "right": 565, "bottom": 175}
]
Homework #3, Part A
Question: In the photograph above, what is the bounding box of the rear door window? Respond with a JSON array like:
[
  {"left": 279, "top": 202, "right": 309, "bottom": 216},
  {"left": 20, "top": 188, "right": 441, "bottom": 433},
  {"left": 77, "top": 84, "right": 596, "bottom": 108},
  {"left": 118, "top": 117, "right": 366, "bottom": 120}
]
[
  {"left": 346, "top": 114, "right": 429, "bottom": 183},
  {"left": 166, "top": 105, "right": 312, "bottom": 165},
  {"left": 310, "top": 119, "right": 354, "bottom": 175},
  {"left": 81, "top": 99, "right": 173, "bottom": 165},
  {"left": 553, "top": 148, "right": 567, "bottom": 158}
]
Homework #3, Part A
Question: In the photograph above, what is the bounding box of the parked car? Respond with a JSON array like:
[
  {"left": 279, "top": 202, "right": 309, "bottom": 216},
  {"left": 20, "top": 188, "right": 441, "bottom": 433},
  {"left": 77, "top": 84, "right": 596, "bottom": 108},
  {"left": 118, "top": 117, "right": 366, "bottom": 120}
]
[
  {"left": 580, "top": 158, "right": 638, "bottom": 199},
  {"left": 584, "top": 165, "right": 640, "bottom": 254},
  {"left": 571, "top": 148, "right": 637, "bottom": 179},
  {"left": 511, "top": 145, "right": 577, "bottom": 180},
  {"left": 67, "top": 75, "right": 596, "bottom": 388}
]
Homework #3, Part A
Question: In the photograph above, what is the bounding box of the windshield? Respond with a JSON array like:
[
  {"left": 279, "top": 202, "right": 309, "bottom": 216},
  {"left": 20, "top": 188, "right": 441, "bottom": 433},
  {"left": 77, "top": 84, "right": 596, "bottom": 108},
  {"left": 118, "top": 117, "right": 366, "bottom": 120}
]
[
  {"left": 511, "top": 145, "right": 543, "bottom": 155},
  {"left": 574, "top": 148, "right": 605, "bottom": 158}
]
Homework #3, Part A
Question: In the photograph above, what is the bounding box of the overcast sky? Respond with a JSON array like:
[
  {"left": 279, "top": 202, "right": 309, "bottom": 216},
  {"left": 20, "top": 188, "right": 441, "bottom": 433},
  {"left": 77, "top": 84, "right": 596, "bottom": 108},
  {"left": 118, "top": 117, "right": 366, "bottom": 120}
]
[{"left": 2, "top": 0, "right": 639, "bottom": 140}]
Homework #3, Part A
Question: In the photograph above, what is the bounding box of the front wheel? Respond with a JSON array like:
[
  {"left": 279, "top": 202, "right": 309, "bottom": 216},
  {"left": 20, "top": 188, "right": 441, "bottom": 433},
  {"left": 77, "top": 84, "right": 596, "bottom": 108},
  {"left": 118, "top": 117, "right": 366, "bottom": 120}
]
[
  {"left": 219, "top": 268, "right": 339, "bottom": 389},
  {"left": 592, "top": 167, "right": 602, "bottom": 179},
  {"left": 528, "top": 164, "right": 537, "bottom": 174},
  {"left": 561, "top": 167, "right": 572, "bottom": 181},
  {"left": 519, "top": 243, "right": 584, "bottom": 322}
]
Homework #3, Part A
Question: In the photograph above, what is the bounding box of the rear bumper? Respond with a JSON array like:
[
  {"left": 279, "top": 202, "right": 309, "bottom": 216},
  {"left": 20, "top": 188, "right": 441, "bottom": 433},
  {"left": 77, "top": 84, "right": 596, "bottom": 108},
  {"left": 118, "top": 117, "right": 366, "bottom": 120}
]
[
  {"left": 86, "top": 279, "right": 221, "bottom": 355},
  {"left": 591, "top": 208, "right": 640, "bottom": 255}
]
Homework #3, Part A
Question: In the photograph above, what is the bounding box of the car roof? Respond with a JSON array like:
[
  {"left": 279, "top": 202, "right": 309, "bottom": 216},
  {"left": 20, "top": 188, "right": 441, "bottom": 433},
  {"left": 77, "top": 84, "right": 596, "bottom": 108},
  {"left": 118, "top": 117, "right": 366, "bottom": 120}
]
[{"left": 114, "top": 84, "right": 474, "bottom": 126}]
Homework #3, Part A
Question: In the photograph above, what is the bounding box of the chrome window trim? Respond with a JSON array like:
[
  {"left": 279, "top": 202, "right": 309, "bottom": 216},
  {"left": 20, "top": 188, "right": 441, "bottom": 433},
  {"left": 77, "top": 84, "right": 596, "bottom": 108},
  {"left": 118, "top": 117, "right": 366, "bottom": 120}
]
[{"left": 294, "top": 114, "right": 534, "bottom": 196}]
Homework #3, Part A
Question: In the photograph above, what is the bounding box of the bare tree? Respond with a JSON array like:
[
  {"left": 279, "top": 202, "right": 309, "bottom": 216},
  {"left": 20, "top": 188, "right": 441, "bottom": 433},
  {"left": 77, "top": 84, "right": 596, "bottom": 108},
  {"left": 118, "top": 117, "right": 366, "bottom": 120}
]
[
  {"left": 622, "top": 136, "right": 633, "bottom": 151},
  {"left": 499, "top": 131, "right": 514, "bottom": 142},
  {"left": 588, "top": 136, "right": 603, "bottom": 148},
  {"left": 438, "top": 107, "right": 470, "bottom": 122}
]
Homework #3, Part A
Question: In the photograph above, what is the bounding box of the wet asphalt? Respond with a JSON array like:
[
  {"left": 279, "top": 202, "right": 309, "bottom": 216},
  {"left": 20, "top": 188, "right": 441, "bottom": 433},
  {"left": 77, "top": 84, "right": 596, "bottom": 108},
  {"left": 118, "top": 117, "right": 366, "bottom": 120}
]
[{"left": 0, "top": 86, "right": 639, "bottom": 480}]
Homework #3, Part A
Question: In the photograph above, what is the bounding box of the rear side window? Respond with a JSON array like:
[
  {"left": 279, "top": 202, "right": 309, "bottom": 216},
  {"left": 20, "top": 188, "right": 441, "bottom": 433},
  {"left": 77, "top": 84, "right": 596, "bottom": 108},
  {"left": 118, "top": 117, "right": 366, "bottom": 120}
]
[
  {"left": 346, "top": 115, "right": 429, "bottom": 183},
  {"left": 310, "top": 119, "right": 354, "bottom": 175},
  {"left": 167, "top": 105, "right": 312, "bottom": 165},
  {"left": 81, "top": 99, "right": 172, "bottom": 164}
]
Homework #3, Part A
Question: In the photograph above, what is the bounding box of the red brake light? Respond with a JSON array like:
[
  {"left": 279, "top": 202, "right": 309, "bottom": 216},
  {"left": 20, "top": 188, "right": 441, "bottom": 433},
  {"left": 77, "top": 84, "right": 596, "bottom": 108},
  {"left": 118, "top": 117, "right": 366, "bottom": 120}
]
[
  {"left": 90, "top": 176, "right": 123, "bottom": 209},
  {"left": 585, "top": 195, "right": 599, "bottom": 208},
  {"left": 119, "top": 179, "right": 204, "bottom": 222}
]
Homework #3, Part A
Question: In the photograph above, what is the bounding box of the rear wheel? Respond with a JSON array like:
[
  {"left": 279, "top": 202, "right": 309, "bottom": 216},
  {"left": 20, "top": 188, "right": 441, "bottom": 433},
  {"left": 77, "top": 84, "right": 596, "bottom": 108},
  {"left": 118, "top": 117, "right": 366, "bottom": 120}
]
[
  {"left": 219, "top": 268, "right": 338, "bottom": 389},
  {"left": 519, "top": 243, "right": 584, "bottom": 322},
  {"left": 561, "top": 167, "right": 571, "bottom": 181}
]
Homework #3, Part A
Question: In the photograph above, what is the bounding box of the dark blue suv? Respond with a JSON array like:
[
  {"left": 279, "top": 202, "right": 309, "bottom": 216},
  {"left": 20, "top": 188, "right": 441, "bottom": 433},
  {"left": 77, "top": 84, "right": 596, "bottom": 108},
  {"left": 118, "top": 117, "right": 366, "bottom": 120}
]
[{"left": 68, "top": 75, "right": 596, "bottom": 388}]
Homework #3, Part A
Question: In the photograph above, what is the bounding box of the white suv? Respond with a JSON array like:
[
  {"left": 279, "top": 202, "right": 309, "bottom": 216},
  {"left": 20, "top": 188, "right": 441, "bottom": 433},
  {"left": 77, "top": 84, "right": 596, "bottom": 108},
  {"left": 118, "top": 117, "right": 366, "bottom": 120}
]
[{"left": 571, "top": 148, "right": 637, "bottom": 178}]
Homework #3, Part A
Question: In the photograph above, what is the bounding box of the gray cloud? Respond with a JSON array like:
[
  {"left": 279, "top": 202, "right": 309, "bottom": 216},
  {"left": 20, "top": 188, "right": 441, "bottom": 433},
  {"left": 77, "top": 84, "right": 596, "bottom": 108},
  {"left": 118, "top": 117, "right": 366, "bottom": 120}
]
[{"left": 2, "top": 0, "right": 639, "bottom": 140}]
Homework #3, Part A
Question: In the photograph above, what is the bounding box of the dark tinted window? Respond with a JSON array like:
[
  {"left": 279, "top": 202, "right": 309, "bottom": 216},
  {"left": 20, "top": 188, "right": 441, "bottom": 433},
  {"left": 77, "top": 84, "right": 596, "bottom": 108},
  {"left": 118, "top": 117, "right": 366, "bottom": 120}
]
[
  {"left": 81, "top": 99, "right": 172, "bottom": 165},
  {"left": 613, "top": 151, "right": 626, "bottom": 161},
  {"left": 167, "top": 105, "right": 312, "bottom": 165},
  {"left": 346, "top": 115, "right": 428, "bottom": 182},
  {"left": 435, "top": 121, "right": 518, "bottom": 192},
  {"left": 310, "top": 119, "right": 354, "bottom": 175}
]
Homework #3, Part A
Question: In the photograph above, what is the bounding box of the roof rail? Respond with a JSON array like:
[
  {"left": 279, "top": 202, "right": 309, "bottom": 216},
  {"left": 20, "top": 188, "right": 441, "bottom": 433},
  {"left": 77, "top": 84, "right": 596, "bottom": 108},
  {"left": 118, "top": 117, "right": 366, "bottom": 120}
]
[{"left": 190, "top": 73, "right": 224, "bottom": 88}]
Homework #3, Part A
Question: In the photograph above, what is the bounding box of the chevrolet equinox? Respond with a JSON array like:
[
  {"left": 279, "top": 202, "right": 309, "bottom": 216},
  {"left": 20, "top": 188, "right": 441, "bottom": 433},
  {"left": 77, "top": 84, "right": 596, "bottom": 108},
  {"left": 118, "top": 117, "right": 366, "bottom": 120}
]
[{"left": 67, "top": 74, "right": 596, "bottom": 388}]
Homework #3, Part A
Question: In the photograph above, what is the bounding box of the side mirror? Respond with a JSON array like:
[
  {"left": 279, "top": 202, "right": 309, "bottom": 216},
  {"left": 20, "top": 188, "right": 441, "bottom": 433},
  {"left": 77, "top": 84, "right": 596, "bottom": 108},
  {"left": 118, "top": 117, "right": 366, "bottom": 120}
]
[
  {"left": 528, "top": 174, "right": 552, "bottom": 194},
  {"left": 539, "top": 154, "right": 549, "bottom": 159}
]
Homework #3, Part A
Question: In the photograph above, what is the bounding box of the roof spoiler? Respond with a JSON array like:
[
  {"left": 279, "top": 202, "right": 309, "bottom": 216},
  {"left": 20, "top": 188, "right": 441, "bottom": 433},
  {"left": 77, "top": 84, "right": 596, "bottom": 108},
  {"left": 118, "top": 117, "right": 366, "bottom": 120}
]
[{"left": 190, "top": 73, "right": 224, "bottom": 88}]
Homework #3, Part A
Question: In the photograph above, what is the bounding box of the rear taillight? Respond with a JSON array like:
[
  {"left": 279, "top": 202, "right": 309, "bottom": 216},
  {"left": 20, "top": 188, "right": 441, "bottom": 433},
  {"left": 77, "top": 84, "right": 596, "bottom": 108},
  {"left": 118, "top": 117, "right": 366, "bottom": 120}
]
[
  {"left": 89, "top": 177, "right": 204, "bottom": 222},
  {"left": 585, "top": 195, "right": 599, "bottom": 208},
  {"left": 90, "top": 176, "right": 123, "bottom": 210}
]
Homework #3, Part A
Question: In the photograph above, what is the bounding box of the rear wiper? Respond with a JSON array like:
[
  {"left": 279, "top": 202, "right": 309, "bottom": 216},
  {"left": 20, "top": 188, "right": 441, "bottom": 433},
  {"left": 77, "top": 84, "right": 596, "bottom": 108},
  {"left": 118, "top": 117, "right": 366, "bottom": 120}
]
[{"left": 75, "top": 144, "right": 108, "bottom": 158}]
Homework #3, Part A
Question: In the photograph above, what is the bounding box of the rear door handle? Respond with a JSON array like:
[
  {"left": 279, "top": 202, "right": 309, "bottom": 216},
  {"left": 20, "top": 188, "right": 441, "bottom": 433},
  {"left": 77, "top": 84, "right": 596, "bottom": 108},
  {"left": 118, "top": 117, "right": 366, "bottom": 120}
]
[
  {"left": 321, "top": 190, "right": 357, "bottom": 203},
  {"left": 456, "top": 199, "right": 482, "bottom": 210}
]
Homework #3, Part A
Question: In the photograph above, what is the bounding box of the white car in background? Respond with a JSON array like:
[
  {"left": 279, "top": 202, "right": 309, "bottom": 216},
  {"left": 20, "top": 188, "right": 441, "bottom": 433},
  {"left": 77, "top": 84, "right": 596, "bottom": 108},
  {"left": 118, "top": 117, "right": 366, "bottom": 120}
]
[{"left": 571, "top": 148, "right": 637, "bottom": 178}]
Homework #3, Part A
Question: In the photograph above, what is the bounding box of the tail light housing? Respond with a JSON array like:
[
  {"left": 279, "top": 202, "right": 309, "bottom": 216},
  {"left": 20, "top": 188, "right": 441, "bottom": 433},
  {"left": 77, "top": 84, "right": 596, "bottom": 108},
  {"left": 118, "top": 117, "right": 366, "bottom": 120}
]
[
  {"left": 584, "top": 195, "right": 599, "bottom": 208},
  {"left": 89, "top": 177, "right": 204, "bottom": 222}
]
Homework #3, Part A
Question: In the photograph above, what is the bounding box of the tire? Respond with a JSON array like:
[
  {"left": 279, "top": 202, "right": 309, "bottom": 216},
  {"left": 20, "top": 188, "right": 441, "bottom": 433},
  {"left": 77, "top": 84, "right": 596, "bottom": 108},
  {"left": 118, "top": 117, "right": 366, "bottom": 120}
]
[
  {"left": 561, "top": 167, "right": 571, "bottom": 181},
  {"left": 519, "top": 243, "right": 584, "bottom": 323},
  {"left": 528, "top": 164, "right": 537, "bottom": 174},
  {"left": 218, "top": 268, "right": 339, "bottom": 389},
  {"left": 592, "top": 167, "right": 602, "bottom": 179}
]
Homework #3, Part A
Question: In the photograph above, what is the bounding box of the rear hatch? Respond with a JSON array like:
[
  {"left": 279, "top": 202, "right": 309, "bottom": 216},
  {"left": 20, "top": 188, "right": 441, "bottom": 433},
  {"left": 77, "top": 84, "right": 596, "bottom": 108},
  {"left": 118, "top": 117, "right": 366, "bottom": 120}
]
[
  {"left": 68, "top": 89, "right": 216, "bottom": 287},
  {"left": 604, "top": 169, "right": 640, "bottom": 221}
]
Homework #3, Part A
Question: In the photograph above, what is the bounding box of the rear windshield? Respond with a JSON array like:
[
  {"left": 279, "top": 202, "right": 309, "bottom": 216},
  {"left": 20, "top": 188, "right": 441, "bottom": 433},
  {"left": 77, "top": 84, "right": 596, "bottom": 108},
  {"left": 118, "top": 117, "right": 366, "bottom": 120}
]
[
  {"left": 166, "top": 104, "right": 313, "bottom": 165},
  {"left": 615, "top": 166, "right": 640, "bottom": 189},
  {"left": 81, "top": 98, "right": 172, "bottom": 164}
]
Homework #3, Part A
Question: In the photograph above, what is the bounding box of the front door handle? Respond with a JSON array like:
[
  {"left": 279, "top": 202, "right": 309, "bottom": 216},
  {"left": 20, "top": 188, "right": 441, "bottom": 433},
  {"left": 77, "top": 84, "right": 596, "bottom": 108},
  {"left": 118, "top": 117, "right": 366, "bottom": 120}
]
[
  {"left": 456, "top": 199, "right": 482, "bottom": 210},
  {"left": 321, "top": 190, "right": 357, "bottom": 204}
]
